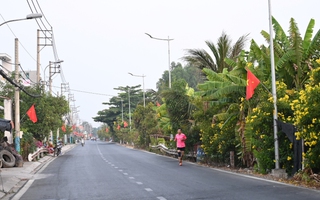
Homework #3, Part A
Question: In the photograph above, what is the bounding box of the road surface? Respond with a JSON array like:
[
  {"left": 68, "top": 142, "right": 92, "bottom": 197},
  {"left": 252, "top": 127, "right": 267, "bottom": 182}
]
[{"left": 12, "top": 141, "right": 320, "bottom": 200}]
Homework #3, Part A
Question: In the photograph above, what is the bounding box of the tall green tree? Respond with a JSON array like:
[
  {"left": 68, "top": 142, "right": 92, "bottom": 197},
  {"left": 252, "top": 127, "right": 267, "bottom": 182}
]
[
  {"left": 162, "top": 80, "right": 190, "bottom": 133},
  {"left": 93, "top": 85, "right": 143, "bottom": 141},
  {"left": 132, "top": 103, "right": 158, "bottom": 148},
  {"left": 182, "top": 32, "right": 249, "bottom": 73},
  {"left": 20, "top": 88, "right": 69, "bottom": 140}
]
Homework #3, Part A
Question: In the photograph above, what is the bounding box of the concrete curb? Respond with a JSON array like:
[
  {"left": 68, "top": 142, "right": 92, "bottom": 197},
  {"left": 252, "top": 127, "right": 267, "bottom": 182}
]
[{"left": 0, "top": 144, "right": 76, "bottom": 200}]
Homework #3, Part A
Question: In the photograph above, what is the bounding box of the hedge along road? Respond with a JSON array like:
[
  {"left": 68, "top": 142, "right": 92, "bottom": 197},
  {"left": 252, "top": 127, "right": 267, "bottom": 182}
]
[{"left": 12, "top": 140, "right": 320, "bottom": 200}]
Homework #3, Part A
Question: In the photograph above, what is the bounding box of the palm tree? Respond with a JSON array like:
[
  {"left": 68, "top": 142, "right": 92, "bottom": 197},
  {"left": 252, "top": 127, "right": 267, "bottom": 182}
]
[{"left": 182, "top": 32, "right": 249, "bottom": 73}]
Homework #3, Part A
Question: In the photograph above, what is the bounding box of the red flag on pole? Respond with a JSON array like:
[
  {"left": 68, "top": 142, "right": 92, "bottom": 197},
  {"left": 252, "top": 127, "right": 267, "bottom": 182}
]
[
  {"left": 26, "top": 104, "right": 37, "bottom": 123},
  {"left": 246, "top": 69, "right": 260, "bottom": 100}
]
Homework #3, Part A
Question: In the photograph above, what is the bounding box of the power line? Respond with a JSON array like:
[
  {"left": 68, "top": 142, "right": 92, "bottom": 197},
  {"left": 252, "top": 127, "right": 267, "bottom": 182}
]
[
  {"left": 51, "top": 85, "right": 115, "bottom": 97},
  {"left": 0, "top": 14, "right": 38, "bottom": 63},
  {"left": 0, "top": 59, "right": 38, "bottom": 86},
  {"left": 35, "top": 0, "right": 52, "bottom": 27}
]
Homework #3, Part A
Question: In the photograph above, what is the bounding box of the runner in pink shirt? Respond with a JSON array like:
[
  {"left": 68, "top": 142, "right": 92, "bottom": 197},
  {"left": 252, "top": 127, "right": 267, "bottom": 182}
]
[{"left": 174, "top": 128, "right": 187, "bottom": 166}]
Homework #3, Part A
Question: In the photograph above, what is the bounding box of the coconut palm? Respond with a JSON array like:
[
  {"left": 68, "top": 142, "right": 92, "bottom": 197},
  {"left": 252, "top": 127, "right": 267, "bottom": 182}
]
[{"left": 182, "top": 32, "right": 249, "bottom": 73}]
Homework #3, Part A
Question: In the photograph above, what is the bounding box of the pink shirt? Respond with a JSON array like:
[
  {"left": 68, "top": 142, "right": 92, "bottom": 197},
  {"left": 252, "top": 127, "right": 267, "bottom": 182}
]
[{"left": 175, "top": 133, "right": 187, "bottom": 148}]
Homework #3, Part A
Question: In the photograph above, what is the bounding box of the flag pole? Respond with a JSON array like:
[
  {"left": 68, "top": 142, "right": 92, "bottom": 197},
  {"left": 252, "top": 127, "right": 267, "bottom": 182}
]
[{"left": 268, "top": 0, "right": 280, "bottom": 170}]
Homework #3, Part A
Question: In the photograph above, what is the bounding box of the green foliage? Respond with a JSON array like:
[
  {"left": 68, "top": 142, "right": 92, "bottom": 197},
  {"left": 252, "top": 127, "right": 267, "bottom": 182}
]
[
  {"left": 0, "top": 82, "right": 69, "bottom": 142},
  {"left": 182, "top": 32, "right": 249, "bottom": 73},
  {"left": 20, "top": 132, "right": 36, "bottom": 160},
  {"left": 94, "top": 85, "right": 149, "bottom": 141},
  {"left": 20, "top": 90, "right": 69, "bottom": 140},
  {"left": 132, "top": 103, "right": 158, "bottom": 148},
  {"left": 163, "top": 80, "right": 190, "bottom": 131},
  {"left": 291, "top": 68, "right": 320, "bottom": 169},
  {"left": 245, "top": 81, "right": 296, "bottom": 173}
]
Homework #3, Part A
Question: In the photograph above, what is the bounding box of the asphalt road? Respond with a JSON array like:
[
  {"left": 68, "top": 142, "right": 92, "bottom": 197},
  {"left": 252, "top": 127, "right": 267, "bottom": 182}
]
[{"left": 12, "top": 141, "right": 320, "bottom": 200}]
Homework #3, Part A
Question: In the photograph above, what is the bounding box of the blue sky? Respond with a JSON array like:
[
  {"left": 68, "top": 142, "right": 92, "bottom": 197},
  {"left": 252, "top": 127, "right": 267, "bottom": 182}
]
[{"left": 1, "top": 0, "right": 319, "bottom": 127}]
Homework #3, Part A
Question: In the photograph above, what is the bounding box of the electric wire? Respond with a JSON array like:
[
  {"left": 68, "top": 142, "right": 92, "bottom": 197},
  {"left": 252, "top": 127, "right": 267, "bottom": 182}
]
[
  {"left": 0, "top": 64, "right": 41, "bottom": 97},
  {"left": 31, "top": 0, "right": 50, "bottom": 31},
  {"left": 25, "top": 1, "right": 82, "bottom": 113},
  {"left": 0, "top": 14, "right": 38, "bottom": 63},
  {"left": 51, "top": 85, "right": 114, "bottom": 97},
  {"left": 35, "top": 0, "right": 52, "bottom": 28},
  {"left": 26, "top": 0, "right": 52, "bottom": 39},
  {"left": 1, "top": 58, "right": 39, "bottom": 86}
]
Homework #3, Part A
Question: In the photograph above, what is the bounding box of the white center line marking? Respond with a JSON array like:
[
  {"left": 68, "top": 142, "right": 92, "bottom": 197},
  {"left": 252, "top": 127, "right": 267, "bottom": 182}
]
[
  {"left": 136, "top": 182, "right": 143, "bottom": 185},
  {"left": 157, "top": 197, "right": 167, "bottom": 200},
  {"left": 123, "top": 173, "right": 128, "bottom": 175},
  {"left": 129, "top": 177, "right": 135, "bottom": 179},
  {"left": 119, "top": 170, "right": 123, "bottom": 172},
  {"left": 114, "top": 167, "right": 118, "bottom": 169},
  {"left": 145, "top": 188, "right": 153, "bottom": 192}
]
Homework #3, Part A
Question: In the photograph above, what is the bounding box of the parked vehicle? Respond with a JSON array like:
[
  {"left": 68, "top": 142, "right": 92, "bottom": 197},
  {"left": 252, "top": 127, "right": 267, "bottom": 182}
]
[
  {"left": 54, "top": 141, "right": 63, "bottom": 156},
  {"left": 81, "top": 138, "right": 85, "bottom": 147}
]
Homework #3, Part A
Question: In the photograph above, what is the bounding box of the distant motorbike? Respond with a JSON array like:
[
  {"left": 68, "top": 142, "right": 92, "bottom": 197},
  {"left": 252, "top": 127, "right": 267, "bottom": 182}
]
[
  {"left": 54, "top": 142, "right": 63, "bottom": 156},
  {"left": 81, "top": 139, "right": 85, "bottom": 147}
]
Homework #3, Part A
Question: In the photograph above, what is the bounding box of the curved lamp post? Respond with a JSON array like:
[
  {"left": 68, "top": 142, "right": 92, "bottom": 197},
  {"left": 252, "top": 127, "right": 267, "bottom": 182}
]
[
  {"left": 0, "top": 13, "right": 42, "bottom": 27},
  {"left": 128, "top": 72, "right": 146, "bottom": 107},
  {"left": 0, "top": 13, "right": 42, "bottom": 153},
  {"left": 145, "top": 33, "right": 173, "bottom": 88}
]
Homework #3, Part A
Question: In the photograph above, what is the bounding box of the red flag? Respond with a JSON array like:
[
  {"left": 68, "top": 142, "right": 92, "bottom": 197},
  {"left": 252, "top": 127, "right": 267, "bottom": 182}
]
[
  {"left": 117, "top": 124, "right": 120, "bottom": 130},
  {"left": 156, "top": 101, "right": 161, "bottom": 107},
  {"left": 246, "top": 69, "right": 260, "bottom": 100},
  {"left": 106, "top": 128, "right": 109, "bottom": 133},
  {"left": 26, "top": 104, "right": 37, "bottom": 123},
  {"left": 62, "top": 125, "right": 66, "bottom": 132},
  {"left": 123, "top": 121, "right": 128, "bottom": 128}
]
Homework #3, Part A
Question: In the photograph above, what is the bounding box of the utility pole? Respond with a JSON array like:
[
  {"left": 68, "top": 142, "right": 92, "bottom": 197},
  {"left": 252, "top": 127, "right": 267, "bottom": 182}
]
[
  {"left": 128, "top": 88, "right": 131, "bottom": 131},
  {"left": 36, "top": 29, "right": 40, "bottom": 83},
  {"left": 121, "top": 99, "right": 123, "bottom": 122},
  {"left": 14, "top": 38, "right": 20, "bottom": 153},
  {"left": 49, "top": 61, "right": 52, "bottom": 94},
  {"left": 145, "top": 33, "right": 173, "bottom": 88}
]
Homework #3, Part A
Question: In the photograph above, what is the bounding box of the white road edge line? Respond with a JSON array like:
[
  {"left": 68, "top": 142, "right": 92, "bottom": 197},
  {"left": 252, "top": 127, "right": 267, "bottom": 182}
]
[{"left": 11, "top": 180, "right": 35, "bottom": 200}]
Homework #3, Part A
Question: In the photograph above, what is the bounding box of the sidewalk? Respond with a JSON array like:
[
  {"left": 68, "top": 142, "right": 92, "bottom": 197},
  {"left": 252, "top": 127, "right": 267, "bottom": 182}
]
[{"left": 0, "top": 144, "right": 76, "bottom": 199}]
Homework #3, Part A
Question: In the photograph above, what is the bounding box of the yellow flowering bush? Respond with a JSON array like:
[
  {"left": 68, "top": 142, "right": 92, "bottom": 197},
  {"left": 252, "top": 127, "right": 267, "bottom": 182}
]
[
  {"left": 290, "top": 68, "right": 320, "bottom": 169},
  {"left": 246, "top": 81, "right": 295, "bottom": 174}
]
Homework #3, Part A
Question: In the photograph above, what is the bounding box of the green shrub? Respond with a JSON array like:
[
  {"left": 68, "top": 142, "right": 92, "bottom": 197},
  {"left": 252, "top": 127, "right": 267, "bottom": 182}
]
[{"left": 20, "top": 132, "right": 36, "bottom": 160}]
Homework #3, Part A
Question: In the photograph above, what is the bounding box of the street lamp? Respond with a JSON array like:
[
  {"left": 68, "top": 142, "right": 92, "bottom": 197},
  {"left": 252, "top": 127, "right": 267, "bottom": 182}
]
[
  {"left": 145, "top": 33, "right": 174, "bottom": 88},
  {"left": 121, "top": 99, "right": 124, "bottom": 122},
  {"left": 0, "top": 13, "right": 42, "bottom": 153},
  {"left": 268, "top": 0, "right": 281, "bottom": 175},
  {"left": 128, "top": 88, "right": 131, "bottom": 131},
  {"left": 0, "top": 13, "right": 42, "bottom": 27},
  {"left": 128, "top": 72, "right": 146, "bottom": 107}
]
